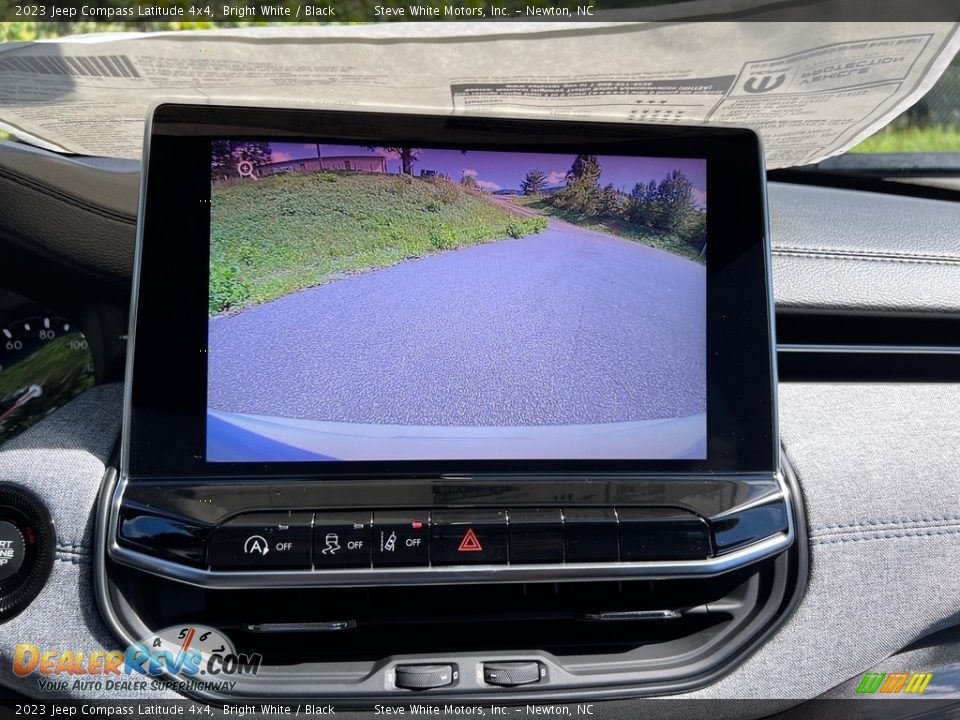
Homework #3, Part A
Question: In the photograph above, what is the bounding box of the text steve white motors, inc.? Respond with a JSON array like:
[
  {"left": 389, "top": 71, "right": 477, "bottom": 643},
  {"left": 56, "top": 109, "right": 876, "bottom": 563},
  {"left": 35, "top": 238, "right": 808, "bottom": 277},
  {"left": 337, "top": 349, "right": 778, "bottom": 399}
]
[{"left": 373, "top": 4, "right": 595, "bottom": 16}]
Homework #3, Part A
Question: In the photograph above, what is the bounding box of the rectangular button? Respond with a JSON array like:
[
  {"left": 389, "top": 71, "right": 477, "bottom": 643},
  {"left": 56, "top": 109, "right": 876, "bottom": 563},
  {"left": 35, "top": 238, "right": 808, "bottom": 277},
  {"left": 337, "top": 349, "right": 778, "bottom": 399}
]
[
  {"left": 372, "top": 511, "right": 430, "bottom": 567},
  {"left": 314, "top": 512, "right": 372, "bottom": 568},
  {"left": 563, "top": 509, "right": 618, "bottom": 562},
  {"left": 509, "top": 509, "right": 563, "bottom": 564},
  {"left": 618, "top": 508, "right": 711, "bottom": 560},
  {"left": 712, "top": 503, "right": 788, "bottom": 553},
  {"left": 431, "top": 510, "right": 507, "bottom": 565},
  {"left": 208, "top": 511, "right": 313, "bottom": 569}
]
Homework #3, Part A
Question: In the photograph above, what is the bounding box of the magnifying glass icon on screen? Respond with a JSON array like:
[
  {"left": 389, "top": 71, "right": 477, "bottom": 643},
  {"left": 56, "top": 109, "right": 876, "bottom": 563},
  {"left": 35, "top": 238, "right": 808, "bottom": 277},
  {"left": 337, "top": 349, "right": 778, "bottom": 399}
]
[{"left": 236, "top": 160, "right": 256, "bottom": 178}]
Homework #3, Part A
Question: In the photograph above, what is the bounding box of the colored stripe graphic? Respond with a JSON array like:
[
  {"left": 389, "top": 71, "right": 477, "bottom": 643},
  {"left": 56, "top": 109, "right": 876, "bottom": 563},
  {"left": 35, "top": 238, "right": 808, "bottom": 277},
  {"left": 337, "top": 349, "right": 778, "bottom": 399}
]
[
  {"left": 880, "top": 672, "right": 910, "bottom": 693},
  {"left": 856, "top": 672, "right": 932, "bottom": 694},
  {"left": 856, "top": 673, "right": 886, "bottom": 694},
  {"left": 903, "top": 673, "right": 933, "bottom": 694}
]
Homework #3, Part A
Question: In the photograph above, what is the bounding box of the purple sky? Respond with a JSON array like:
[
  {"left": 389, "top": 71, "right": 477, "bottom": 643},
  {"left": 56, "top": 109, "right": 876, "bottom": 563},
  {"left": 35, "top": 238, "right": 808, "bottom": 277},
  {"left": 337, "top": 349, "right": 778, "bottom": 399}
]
[{"left": 270, "top": 143, "right": 707, "bottom": 206}]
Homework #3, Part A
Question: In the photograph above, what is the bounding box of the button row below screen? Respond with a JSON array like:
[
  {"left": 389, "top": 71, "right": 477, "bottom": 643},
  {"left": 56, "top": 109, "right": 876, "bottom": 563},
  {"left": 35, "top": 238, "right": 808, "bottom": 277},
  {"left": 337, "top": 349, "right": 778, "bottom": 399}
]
[{"left": 207, "top": 508, "right": 714, "bottom": 570}]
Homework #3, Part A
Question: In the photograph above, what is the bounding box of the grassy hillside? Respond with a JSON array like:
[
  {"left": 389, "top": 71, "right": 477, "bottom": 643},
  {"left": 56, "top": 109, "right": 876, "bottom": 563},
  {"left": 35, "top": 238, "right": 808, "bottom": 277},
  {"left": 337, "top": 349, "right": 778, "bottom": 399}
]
[
  {"left": 210, "top": 172, "right": 545, "bottom": 314},
  {"left": 509, "top": 196, "right": 704, "bottom": 263}
]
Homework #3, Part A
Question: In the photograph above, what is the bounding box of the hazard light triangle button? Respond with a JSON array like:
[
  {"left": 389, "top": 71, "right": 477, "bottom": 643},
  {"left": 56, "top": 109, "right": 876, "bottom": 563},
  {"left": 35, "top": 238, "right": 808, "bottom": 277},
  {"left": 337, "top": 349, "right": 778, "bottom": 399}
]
[
  {"left": 458, "top": 528, "right": 483, "bottom": 552},
  {"left": 431, "top": 511, "right": 508, "bottom": 565}
]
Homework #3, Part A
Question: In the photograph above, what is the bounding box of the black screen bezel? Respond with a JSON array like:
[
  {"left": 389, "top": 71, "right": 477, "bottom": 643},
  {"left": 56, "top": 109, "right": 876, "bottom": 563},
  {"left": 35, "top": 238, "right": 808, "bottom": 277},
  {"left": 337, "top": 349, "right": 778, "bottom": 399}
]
[{"left": 125, "top": 104, "right": 775, "bottom": 480}]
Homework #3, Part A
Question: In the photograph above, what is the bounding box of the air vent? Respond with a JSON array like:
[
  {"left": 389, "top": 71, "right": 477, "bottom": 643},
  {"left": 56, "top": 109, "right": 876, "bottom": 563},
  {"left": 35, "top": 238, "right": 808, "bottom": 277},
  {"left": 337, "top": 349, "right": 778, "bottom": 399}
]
[
  {"left": 777, "top": 313, "right": 960, "bottom": 382},
  {"left": 104, "top": 546, "right": 802, "bottom": 699}
]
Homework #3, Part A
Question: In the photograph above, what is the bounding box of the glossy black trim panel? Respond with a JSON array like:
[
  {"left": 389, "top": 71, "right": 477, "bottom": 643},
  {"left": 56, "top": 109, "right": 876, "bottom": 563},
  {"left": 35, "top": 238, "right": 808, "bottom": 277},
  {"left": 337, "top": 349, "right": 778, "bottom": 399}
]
[
  {"left": 120, "top": 474, "right": 784, "bottom": 525},
  {"left": 109, "top": 472, "right": 793, "bottom": 588}
]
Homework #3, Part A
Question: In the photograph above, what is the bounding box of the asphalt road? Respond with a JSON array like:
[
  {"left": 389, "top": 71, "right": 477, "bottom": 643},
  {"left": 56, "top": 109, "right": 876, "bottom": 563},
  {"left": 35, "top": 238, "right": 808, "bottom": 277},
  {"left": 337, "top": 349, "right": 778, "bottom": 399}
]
[{"left": 207, "top": 219, "right": 706, "bottom": 426}]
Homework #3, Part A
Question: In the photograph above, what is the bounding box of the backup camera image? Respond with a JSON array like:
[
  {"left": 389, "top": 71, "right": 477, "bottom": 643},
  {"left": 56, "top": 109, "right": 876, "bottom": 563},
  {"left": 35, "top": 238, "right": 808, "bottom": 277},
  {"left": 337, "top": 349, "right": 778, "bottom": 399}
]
[{"left": 206, "top": 141, "right": 707, "bottom": 462}]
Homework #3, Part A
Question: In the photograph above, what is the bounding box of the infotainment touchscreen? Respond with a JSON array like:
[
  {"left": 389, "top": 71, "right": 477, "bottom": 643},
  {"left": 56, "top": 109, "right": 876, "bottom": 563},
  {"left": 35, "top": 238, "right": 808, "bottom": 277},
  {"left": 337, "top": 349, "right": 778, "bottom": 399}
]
[
  {"left": 127, "top": 105, "right": 775, "bottom": 477},
  {"left": 204, "top": 143, "right": 707, "bottom": 463}
]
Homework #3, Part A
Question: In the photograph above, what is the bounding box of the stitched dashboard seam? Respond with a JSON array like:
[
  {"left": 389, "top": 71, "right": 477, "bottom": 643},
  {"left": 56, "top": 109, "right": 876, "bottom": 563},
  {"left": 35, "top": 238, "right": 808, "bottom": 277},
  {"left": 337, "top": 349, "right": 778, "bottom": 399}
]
[
  {"left": 812, "top": 523, "right": 960, "bottom": 540},
  {"left": 773, "top": 248, "right": 960, "bottom": 266},
  {"left": 0, "top": 167, "right": 137, "bottom": 225},
  {"left": 774, "top": 244, "right": 960, "bottom": 261},
  {"left": 813, "top": 516, "right": 960, "bottom": 533},
  {"left": 810, "top": 526, "right": 960, "bottom": 545}
]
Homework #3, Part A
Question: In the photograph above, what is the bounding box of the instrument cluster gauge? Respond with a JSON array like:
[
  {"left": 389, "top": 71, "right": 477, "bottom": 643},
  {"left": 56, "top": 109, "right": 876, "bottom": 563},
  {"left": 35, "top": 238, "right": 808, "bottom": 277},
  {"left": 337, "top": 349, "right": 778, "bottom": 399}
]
[
  {"left": 0, "top": 309, "right": 95, "bottom": 446},
  {"left": 143, "top": 624, "right": 237, "bottom": 660},
  {"left": 133, "top": 625, "right": 242, "bottom": 678}
]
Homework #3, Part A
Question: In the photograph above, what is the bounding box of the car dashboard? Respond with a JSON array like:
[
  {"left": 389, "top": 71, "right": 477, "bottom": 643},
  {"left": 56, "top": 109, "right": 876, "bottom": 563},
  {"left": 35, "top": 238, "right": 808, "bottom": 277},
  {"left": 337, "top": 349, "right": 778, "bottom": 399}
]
[{"left": 0, "top": 137, "right": 958, "bottom": 714}]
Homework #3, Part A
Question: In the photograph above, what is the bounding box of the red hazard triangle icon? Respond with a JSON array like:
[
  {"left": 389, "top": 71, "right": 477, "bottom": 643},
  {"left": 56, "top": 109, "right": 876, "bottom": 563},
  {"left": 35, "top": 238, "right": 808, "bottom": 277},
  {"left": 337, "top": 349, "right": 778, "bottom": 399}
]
[{"left": 457, "top": 528, "right": 483, "bottom": 552}]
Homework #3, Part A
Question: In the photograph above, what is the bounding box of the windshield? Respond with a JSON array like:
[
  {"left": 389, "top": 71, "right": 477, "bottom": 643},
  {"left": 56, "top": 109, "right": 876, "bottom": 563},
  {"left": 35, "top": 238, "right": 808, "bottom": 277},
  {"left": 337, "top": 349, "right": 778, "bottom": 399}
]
[
  {"left": 847, "top": 49, "right": 960, "bottom": 155},
  {"left": 1, "top": 21, "right": 958, "bottom": 169}
]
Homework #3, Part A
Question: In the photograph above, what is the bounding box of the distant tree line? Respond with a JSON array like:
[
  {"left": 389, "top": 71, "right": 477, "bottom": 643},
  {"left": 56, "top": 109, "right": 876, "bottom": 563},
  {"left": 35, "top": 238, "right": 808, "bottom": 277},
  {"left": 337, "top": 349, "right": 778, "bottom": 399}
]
[{"left": 521, "top": 155, "right": 706, "bottom": 252}]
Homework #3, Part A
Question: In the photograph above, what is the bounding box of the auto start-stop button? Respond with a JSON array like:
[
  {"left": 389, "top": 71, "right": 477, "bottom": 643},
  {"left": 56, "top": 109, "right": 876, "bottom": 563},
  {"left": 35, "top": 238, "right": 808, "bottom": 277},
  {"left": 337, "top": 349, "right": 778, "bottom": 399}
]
[
  {"left": 0, "top": 483, "right": 55, "bottom": 623},
  {"left": 0, "top": 520, "right": 25, "bottom": 581}
]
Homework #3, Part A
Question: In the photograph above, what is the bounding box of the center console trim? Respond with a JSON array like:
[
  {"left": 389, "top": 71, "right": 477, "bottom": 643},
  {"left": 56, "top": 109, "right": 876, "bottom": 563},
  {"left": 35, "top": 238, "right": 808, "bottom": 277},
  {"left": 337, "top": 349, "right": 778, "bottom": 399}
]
[
  {"left": 104, "top": 470, "right": 795, "bottom": 588},
  {"left": 94, "top": 456, "right": 809, "bottom": 703}
]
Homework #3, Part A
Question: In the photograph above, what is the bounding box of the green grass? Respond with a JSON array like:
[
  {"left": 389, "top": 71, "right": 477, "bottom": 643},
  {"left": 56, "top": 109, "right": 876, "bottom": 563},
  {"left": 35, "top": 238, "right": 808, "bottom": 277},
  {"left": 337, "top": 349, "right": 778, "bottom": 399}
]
[
  {"left": 210, "top": 172, "right": 546, "bottom": 315},
  {"left": 509, "top": 195, "right": 703, "bottom": 263},
  {"left": 849, "top": 124, "right": 960, "bottom": 153}
]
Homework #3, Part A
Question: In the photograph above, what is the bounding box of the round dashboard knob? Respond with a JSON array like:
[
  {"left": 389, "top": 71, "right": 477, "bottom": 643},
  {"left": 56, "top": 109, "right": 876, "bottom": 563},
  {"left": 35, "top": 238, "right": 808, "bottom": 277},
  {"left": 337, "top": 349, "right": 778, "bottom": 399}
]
[
  {"left": 0, "top": 483, "right": 55, "bottom": 623},
  {"left": 0, "top": 520, "right": 26, "bottom": 581}
]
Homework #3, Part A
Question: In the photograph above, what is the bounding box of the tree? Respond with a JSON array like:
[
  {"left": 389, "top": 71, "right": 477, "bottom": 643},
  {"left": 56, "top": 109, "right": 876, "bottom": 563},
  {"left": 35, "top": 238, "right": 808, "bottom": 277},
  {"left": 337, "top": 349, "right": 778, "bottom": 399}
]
[
  {"left": 567, "top": 154, "right": 602, "bottom": 185},
  {"left": 521, "top": 168, "right": 547, "bottom": 196},
  {"left": 520, "top": 168, "right": 547, "bottom": 195},
  {"left": 211, "top": 141, "right": 271, "bottom": 173},
  {"left": 628, "top": 179, "right": 660, "bottom": 226},
  {"left": 553, "top": 155, "right": 604, "bottom": 214},
  {"left": 655, "top": 169, "right": 699, "bottom": 234},
  {"left": 626, "top": 171, "right": 705, "bottom": 249},
  {"left": 686, "top": 211, "right": 707, "bottom": 255},
  {"left": 460, "top": 173, "right": 478, "bottom": 189},
  {"left": 370, "top": 146, "right": 420, "bottom": 175},
  {"left": 597, "top": 184, "right": 626, "bottom": 217}
]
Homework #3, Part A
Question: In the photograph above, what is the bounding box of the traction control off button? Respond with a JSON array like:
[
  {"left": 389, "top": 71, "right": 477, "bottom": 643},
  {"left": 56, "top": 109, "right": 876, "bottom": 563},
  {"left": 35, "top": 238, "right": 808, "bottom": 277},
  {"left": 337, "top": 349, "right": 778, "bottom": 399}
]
[{"left": 314, "top": 512, "right": 372, "bottom": 568}]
